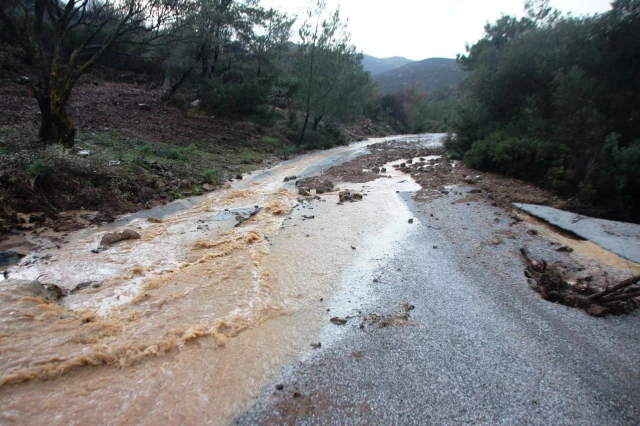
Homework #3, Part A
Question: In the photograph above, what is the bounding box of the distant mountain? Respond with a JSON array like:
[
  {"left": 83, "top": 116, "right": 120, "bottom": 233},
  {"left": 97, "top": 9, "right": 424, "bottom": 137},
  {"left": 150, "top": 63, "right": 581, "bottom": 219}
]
[
  {"left": 373, "top": 58, "right": 468, "bottom": 94},
  {"left": 361, "top": 55, "right": 414, "bottom": 75}
]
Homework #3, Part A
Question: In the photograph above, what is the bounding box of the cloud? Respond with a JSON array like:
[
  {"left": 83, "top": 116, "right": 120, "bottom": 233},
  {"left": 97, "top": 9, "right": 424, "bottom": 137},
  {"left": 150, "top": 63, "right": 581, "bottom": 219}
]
[{"left": 262, "top": 0, "right": 613, "bottom": 60}]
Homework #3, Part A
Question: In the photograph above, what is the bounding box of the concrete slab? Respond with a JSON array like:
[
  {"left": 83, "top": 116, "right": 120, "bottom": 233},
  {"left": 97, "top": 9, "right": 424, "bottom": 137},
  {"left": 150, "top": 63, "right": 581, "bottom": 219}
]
[{"left": 514, "top": 203, "right": 640, "bottom": 263}]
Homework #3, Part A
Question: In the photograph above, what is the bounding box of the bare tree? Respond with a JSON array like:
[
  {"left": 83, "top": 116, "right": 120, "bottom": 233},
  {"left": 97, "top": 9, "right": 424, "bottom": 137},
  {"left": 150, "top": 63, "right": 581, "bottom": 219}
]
[{"left": 0, "top": 0, "right": 189, "bottom": 148}]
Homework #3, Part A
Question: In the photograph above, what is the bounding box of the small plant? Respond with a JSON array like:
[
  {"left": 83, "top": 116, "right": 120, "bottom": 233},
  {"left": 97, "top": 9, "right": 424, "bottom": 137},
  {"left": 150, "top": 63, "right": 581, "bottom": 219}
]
[
  {"left": 27, "top": 159, "right": 53, "bottom": 188},
  {"left": 28, "top": 159, "right": 53, "bottom": 180},
  {"left": 137, "top": 143, "right": 154, "bottom": 154},
  {"left": 202, "top": 168, "right": 223, "bottom": 185},
  {"left": 167, "top": 148, "right": 187, "bottom": 160},
  {"left": 261, "top": 136, "right": 281, "bottom": 147},
  {"left": 92, "top": 132, "right": 118, "bottom": 147},
  {"left": 186, "top": 143, "right": 198, "bottom": 153},
  {"left": 191, "top": 185, "right": 204, "bottom": 196},
  {"left": 274, "top": 145, "right": 299, "bottom": 156}
]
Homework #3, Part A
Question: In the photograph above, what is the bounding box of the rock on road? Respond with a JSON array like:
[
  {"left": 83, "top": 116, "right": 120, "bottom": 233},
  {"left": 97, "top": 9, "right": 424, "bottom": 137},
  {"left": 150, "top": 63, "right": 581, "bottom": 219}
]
[{"left": 238, "top": 193, "right": 640, "bottom": 424}]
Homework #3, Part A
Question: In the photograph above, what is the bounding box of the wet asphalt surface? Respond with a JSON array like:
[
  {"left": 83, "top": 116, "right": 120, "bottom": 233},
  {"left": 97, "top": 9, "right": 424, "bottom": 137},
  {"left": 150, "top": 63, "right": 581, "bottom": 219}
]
[{"left": 238, "top": 191, "right": 640, "bottom": 425}]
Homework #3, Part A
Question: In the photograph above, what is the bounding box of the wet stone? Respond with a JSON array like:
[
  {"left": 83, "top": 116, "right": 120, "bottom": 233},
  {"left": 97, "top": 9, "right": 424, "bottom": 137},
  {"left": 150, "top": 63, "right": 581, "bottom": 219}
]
[{"left": 100, "top": 229, "right": 141, "bottom": 246}]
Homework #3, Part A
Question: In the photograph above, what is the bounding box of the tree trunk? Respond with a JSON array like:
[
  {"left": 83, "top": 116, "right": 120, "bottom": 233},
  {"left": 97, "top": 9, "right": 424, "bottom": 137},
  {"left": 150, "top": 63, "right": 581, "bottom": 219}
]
[
  {"left": 36, "top": 93, "right": 54, "bottom": 144},
  {"left": 161, "top": 67, "right": 193, "bottom": 101},
  {"left": 312, "top": 115, "right": 323, "bottom": 131},
  {"left": 297, "top": 110, "right": 311, "bottom": 147},
  {"left": 36, "top": 89, "right": 75, "bottom": 148},
  {"left": 51, "top": 101, "right": 76, "bottom": 148}
]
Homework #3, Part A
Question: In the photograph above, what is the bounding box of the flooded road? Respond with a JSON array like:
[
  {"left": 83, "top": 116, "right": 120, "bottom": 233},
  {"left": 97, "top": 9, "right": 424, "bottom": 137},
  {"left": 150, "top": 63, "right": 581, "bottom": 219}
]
[{"left": 0, "top": 134, "right": 444, "bottom": 425}]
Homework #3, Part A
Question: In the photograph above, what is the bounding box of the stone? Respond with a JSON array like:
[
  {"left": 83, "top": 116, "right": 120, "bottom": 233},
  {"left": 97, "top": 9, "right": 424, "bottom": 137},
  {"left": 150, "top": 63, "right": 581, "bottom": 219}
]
[
  {"left": 190, "top": 99, "right": 201, "bottom": 107},
  {"left": 235, "top": 174, "right": 243, "bottom": 180},
  {"left": 77, "top": 150, "right": 90, "bottom": 157},
  {"left": 463, "top": 175, "right": 475, "bottom": 184},
  {"left": 225, "top": 165, "right": 241, "bottom": 171},
  {"left": 408, "top": 218, "right": 414, "bottom": 224},
  {"left": 381, "top": 168, "right": 387, "bottom": 172},
  {"left": 298, "top": 187, "right": 311, "bottom": 196},
  {"left": 315, "top": 185, "right": 332, "bottom": 194},
  {"left": 100, "top": 229, "right": 141, "bottom": 246},
  {"left": 330, "top": 317, "right": 348, "bottom": 325},
  {"left": 147, "top": 217, "right": 163, "bottom": 223},
  {"left": 338, "top": 190, "right": 363, "bottom": 203},
  {"left": 138, "top": 103, "right": 151, "bottom": 111},
  {"left": 138, "top": 174, "right": 156, "bottom": 187},
  {"left": 202, "top": 183, "right": 215, "bottom": 192},
  {"left": 179, "top": 179, "right": 191, "bottom": 189},
  {"left": 283, "top": 176, "right": 297, "bottom": 182}
]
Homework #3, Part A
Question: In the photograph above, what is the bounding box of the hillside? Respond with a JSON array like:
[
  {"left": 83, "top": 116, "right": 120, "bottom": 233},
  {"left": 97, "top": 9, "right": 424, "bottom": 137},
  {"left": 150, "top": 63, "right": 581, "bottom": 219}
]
[
  {"left": 361, "top": 55, "right": 414, "bottom": 75},
  {"left": 374, "top": 57, "right": 468, "bottom": 94}
]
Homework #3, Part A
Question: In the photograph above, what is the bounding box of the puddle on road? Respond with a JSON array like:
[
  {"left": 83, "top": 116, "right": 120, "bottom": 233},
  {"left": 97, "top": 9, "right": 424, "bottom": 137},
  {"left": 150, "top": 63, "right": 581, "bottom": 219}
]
[
  {"left": 521, "top": 212, "right": 640, "bottom": 275},
  {"left": 0, "top": 134, "right": 441, "bottom": 425}
]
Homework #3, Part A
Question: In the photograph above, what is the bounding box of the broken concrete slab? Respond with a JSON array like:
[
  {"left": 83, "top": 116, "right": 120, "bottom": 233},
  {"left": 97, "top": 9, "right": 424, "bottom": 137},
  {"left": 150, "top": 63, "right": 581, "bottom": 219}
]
[{"left": 514, "top": 203, "right": 640, "bottom": 263}]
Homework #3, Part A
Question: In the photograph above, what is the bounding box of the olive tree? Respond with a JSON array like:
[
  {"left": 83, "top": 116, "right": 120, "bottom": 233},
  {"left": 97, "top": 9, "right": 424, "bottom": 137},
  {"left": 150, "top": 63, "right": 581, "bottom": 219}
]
[{"left": 0, "top": 0, "right": 189, "bottom": 147}]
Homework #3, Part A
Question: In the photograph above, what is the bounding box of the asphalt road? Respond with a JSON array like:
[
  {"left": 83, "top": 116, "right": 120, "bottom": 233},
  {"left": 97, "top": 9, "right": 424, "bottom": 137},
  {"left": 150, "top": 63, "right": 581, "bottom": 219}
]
[{"left": 238, "top": 191, "right": 640, "bottom": 425}]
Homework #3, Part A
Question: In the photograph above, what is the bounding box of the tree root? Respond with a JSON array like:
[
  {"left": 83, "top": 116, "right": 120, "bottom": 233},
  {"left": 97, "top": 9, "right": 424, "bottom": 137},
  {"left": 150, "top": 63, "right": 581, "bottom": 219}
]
[{"left": 520, "top": 248, "right": 640, "bottom": 316}]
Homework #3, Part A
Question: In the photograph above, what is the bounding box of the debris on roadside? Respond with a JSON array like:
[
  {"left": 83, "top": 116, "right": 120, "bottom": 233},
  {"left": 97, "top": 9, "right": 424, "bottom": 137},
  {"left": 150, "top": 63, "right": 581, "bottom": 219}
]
[
  {"left": 360, "top": 302, "right": 418, "bottom": 329},
  {"left": 330, "top": 317, "right": 348, "bottom": 325},
  {"left": 520, "top": 248, "right": 640, "bottom": 316},
  {"left": 338, "top": 191, "right": 363, "bottom": 203}
]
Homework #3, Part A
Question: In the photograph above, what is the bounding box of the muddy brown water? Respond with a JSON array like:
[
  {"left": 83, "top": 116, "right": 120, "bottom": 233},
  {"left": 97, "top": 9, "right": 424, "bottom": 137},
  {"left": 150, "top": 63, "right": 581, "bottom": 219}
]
[{"left": 0, "top": 134, "right": 444, "bottom": 425}]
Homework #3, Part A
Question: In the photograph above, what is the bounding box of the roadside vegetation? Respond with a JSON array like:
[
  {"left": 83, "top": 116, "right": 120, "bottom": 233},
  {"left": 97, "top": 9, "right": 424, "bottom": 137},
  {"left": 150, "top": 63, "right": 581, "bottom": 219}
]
[{"left": 448, "top": 0, "right": 640, "bottom": 223}]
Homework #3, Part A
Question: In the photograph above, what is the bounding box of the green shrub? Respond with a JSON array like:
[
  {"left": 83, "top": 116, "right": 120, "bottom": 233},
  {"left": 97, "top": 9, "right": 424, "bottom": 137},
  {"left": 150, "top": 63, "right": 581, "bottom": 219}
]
[
  {"left": 28, "top": 159, "right": 53, "bottom": 181},
  {"left": 261, "top": 137, "right": 281, "bottom": 147},
  {"left": 202, "top": 168, "right": 223, "bottom": 185},
  {"left": 137, "top": 143, "right": 154, "bottom": 154},
  {"left": 274, "top": 145, "right": 299, "bottom": 156},
  {"left": 167, "top": 148, "right": 187, "bottom": 161},
  {"left": 443, "top": 133, "right": 463, "bottom": 160},
  {"left": 464, "top": 131, "right": 555, "bottom": 180}
]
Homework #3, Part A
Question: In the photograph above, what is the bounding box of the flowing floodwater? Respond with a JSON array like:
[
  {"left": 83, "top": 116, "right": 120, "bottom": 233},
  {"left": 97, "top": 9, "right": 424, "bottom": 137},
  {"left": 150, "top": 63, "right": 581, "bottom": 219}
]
[{"left": 0, "top": 134, "right": 444, "bottom": 425}]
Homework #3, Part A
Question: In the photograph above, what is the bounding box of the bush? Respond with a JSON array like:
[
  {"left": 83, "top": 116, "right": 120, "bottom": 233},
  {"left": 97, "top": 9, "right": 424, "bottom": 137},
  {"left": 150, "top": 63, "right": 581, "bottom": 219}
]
[
  {"left": 443, "top": 133, "right": 463, "bottom": 160},
  {"left": 202, "top": 168, "right": 223, "bottom": 185},
  {"left": 137, "top": 143, "right": 154, "bottom": 154},
  {"left": 464, "top": 131, "right": 555, "bottom": 180},
  {"left": 27, "top": 159, "right": 53, "bottom": 181}
]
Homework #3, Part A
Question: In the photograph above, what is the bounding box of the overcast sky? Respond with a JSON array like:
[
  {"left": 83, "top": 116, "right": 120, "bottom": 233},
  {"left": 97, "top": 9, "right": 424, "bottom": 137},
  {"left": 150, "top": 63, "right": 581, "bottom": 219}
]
[{"left": 261, "top": 0, "right": 614, "bottom": 60}]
